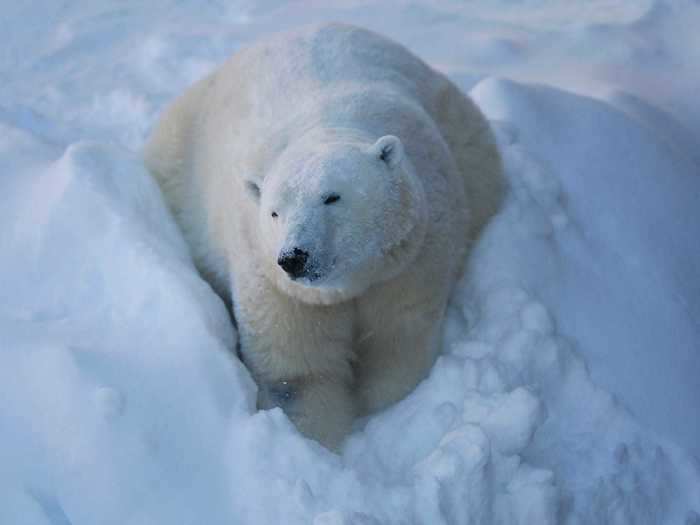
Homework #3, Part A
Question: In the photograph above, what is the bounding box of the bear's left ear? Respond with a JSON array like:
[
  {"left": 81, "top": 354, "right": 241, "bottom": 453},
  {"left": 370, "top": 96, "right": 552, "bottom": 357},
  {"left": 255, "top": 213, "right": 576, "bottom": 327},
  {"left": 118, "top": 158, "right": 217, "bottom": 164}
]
[{"left": 370, "top": 135, "right": 404, "bottom": 169}]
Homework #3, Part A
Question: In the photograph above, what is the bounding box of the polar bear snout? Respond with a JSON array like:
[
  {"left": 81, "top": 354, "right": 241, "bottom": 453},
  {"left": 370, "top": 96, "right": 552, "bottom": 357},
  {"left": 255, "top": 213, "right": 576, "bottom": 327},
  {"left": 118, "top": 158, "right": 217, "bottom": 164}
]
[{"left": 278, "top": 247, "right": 310, "bottom": 279}]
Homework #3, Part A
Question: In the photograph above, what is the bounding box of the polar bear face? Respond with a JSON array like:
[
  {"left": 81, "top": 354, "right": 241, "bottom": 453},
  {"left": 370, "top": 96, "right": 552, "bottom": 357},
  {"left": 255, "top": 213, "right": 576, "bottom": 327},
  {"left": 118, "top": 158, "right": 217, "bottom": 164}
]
[{"left": 250, "top": 134, "right": 428, "bottom": 304}]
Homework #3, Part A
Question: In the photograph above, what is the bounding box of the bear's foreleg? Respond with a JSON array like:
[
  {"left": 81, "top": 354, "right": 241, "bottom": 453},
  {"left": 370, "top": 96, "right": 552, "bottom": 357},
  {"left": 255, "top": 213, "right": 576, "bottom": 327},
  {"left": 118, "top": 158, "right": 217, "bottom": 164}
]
[
  {"left": 354, "top": 280, "right": 447, "bottom": 416},
  {"left": 236, "top": 274, "right": 357, "bottom": 450}
]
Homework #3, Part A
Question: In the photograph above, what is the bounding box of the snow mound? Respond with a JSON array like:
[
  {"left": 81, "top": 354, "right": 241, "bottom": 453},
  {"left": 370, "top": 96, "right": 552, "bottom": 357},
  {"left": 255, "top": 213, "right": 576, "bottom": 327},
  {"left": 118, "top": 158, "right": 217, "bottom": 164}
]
[
  {"left": 0, "top": 140, "right": 252, "bottom": 524},
  {"left": 472, "top": 78, "right": 700, "bottom": 456}
]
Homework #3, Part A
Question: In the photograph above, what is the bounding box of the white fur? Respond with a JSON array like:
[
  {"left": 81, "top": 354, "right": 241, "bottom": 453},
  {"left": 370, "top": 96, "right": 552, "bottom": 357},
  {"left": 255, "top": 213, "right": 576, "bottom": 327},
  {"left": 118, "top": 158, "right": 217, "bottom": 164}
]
[{"left": 144, "top": 23, "right": 504, "bottom": 449}]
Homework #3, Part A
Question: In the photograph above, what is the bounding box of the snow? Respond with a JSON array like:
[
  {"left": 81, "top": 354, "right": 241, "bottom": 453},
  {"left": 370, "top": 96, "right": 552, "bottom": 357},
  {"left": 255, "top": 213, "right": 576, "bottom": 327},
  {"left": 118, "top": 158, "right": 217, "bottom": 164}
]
[{"left": 1, "top": 1, "right": 699, "bottom": 524}]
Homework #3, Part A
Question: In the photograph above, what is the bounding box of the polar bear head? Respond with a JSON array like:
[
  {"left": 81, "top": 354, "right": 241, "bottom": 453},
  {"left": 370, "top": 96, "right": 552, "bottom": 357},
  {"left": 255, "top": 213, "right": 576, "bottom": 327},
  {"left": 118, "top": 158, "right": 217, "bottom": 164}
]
[{"left": 248, "top": 132, "right": 429, "bottom": 305}]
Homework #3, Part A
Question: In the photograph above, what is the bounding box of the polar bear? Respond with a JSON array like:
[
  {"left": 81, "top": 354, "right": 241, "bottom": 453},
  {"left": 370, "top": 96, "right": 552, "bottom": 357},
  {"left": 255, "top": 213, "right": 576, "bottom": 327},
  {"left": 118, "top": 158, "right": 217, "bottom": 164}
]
[{"left": 144, "top": 23, "right": 504, "bottom": 449}]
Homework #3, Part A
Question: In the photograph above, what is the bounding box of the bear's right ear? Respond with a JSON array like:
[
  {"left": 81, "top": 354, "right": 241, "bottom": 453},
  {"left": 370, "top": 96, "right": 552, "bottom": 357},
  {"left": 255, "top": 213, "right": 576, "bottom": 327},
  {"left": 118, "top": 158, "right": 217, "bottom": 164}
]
[
  {"left": 369, "top": 135, "right": 404, "bottom": 169},
  {"left": 244, "top": 179, "right": 261, "bottom": 202}
]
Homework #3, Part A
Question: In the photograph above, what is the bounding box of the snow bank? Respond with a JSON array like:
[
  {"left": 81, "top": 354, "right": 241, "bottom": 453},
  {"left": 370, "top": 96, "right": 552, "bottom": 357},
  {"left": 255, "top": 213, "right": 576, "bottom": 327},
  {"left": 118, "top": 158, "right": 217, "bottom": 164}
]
[
  {"left": 2, "top": 1, "right": 699, "bottom": 523},
  {"left": 472, "top": 78, "right": 700, "bottom": 457},
  {"left": 0, "top": 139, "right": 251, "bottom": 524}
]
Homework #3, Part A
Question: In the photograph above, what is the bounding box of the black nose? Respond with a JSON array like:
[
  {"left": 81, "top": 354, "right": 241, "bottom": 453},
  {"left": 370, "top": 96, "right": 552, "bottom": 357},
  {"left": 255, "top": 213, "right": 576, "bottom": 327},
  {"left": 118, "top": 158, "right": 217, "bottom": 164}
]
[{"left": 277, "top": 247, "right": 309, "bottom": 278}]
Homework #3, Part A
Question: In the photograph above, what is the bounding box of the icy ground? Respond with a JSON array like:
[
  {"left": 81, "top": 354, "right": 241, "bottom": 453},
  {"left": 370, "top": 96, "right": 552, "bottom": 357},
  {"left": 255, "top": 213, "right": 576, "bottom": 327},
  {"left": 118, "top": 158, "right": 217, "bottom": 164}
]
[{"left": 1, "top": 1, "right": 699, "bottom": 524}]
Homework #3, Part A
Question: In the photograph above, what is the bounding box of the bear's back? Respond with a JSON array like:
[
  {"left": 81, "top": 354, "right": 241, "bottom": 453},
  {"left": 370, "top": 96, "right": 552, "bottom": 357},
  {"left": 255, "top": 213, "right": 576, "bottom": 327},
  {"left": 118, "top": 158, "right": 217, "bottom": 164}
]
[{"left": 228, "top": 23, "right": 441, "bottom": 107}]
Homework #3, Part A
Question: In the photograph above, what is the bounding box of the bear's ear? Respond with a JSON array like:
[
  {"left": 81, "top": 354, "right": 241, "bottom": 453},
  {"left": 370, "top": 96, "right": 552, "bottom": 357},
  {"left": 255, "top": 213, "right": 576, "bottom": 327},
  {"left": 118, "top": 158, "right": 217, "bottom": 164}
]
[
  {"left": 370, "top": 135, "right": 404, "bottom": 169},
  {"left": 244, "top": 178, "right": 261, "bottom": 202}
]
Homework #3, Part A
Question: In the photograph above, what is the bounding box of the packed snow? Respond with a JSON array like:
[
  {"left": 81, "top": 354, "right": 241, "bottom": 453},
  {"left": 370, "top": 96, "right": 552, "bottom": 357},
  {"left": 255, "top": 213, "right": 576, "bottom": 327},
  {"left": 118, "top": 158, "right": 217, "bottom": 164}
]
[{"left": 1, "top": 1, "right": 699, "bottom": 524}]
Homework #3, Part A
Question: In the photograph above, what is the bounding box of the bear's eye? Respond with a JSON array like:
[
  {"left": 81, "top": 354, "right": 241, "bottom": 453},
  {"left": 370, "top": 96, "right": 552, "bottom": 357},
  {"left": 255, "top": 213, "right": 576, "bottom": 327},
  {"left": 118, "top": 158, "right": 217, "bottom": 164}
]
[
  {"left": 271, "top": 211, "right": 278, "bottom": 218},
  {"left": 244, "top": 180, "right": 261, "bottom": 200},
  {"left": 323, "top": 193, "right": 341, "bottom": 205}
]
